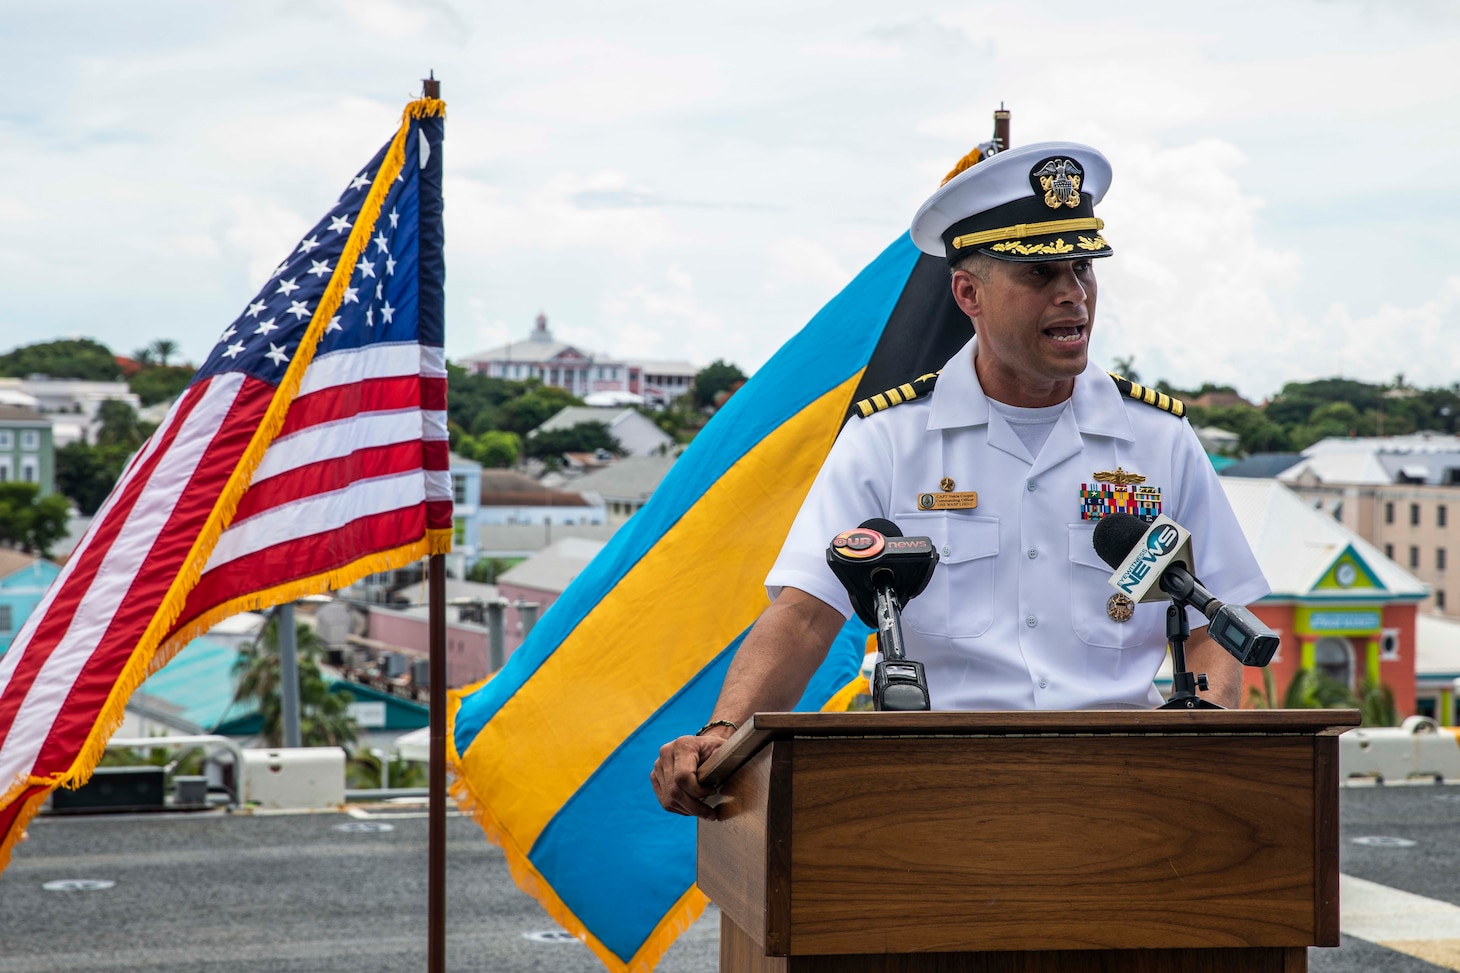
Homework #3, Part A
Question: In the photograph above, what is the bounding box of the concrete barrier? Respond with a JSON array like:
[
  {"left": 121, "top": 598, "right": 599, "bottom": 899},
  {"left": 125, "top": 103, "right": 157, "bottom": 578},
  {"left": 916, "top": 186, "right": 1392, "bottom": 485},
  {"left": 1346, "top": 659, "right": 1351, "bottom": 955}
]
[{"left": 1340, "top": 716, "right": 1460, "bottom": 784}]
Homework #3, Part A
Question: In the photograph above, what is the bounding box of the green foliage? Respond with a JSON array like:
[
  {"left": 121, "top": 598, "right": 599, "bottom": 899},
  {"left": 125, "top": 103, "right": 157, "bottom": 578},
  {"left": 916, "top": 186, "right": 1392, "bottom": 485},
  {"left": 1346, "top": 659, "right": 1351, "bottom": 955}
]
[
  {"left": 0, "top": 338, "right": 121, "bottom": 381},
  {"left": 55, "top": 440, "right": 135, "bottom": 516},
  {"left": 498, "top": 386, "right": 584, "bottom": 435},
  {"left": 233, "top": 613, "right": 359, "bottom": 749},
  {"left": 148, "top": 338, "right": 179, "bottom": 367},
  {"left": 0, "top": 482, "right": 70, "bottom": 556},
  {"left": 1359, "top": 678, "right": 1400, "bottom": 727},
  {"left": 99, "top": 738, "right": 206, "bottom": 776},
  {"left": 692, "top": 359, "right": 747, "bottom": 409},
  {"left": 465, "top": 557, "right": 520, "bottom": 584},
  {"left": 1282, "top": 668, "right": 1360, "bottom": 709},
  {"left": 95, "top": 399, "right": 152, "bottom": 448},
  {"left": 129, "top": 365, "right": 193, "bottom": 406},
  {"left": 346, "top": 751, "right": 428, "bottom": 789},
  {"left": 458, "top": 429, "right": 521, "bottom": 468},
  {"left": 1110, "top": 354, "right": 1140, "bottom": 384},
  {"left": 525, "top": 421, "right": 622, "bottom": 460}
]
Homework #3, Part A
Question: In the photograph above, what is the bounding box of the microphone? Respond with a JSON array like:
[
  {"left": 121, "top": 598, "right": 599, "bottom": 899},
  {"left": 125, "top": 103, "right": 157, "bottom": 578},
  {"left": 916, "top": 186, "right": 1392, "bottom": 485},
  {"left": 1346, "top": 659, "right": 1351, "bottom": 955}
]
[
  {"left": 1093, "top": 513, "right": 1279, "bottom": 667},
  {"left": 827, "top": 519, "right": 939, "bottom": 711}
]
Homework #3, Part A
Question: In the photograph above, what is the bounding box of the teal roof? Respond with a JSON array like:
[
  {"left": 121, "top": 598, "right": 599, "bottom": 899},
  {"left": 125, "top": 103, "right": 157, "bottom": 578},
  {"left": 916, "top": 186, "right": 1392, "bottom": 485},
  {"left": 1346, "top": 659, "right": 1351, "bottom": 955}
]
[
  {"left": 1208, "top": 454, "right": 1237, "bottom": 472},
  {"left": 135, "top": 637, "right": 429, "bottom": 735},
  {"left": 135, "top": 638, "right": 253, "bottom": 733}
]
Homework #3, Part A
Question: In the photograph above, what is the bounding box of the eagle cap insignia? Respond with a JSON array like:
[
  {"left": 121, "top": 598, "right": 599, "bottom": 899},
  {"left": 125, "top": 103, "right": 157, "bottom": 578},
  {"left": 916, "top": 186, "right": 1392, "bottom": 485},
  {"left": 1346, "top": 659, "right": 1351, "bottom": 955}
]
[
  {"left": 1093, "top": 466, "right": 1146, "bottom": 485},
  {"left": 1031, "top": 157, "right": 1083, "bottom": 210}
]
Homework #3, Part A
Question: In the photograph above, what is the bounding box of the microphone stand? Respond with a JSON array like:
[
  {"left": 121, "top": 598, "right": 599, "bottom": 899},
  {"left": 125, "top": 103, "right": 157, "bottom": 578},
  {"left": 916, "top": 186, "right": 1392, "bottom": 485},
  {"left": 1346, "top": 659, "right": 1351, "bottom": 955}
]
[{"left": 1161, "top": 598, "right": 1223, "bottom": 710}]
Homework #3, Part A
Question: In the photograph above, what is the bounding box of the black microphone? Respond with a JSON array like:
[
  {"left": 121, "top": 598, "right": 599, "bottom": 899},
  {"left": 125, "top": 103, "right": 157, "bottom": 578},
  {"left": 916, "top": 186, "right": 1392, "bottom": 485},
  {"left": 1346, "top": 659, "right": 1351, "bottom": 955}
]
[
  {"left": 826, "top": 518, "right": 939, "bottom": 711},
  {"left": 1093, "top": 513, "right": 1279, "bottom": 667}
]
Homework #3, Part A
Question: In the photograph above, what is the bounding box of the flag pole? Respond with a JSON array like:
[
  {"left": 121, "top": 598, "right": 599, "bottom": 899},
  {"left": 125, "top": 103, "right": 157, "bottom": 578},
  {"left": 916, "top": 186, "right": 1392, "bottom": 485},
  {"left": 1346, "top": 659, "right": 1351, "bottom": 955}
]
[{"left": 423, "top": 69, "right": 447, "bottom": 973}]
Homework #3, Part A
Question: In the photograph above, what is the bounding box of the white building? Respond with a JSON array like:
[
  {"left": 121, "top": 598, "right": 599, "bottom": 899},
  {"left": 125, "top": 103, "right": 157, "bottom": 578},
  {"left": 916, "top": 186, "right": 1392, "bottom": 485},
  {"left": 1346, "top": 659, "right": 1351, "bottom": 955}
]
[
  {"left": 0, "top": 376, "right": 142, "bottom": 447},
  {"left": 458, "top": 314, "right": 696, "bottom": 406},
  {"left": 534, "top": 406, "right": 674, "bottom": 458}
]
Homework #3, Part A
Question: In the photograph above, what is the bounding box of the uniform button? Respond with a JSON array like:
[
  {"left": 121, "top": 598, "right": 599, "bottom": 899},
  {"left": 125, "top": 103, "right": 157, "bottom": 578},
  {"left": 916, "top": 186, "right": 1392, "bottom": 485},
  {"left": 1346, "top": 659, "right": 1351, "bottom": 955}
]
[
  {"left": 1027, "top": 547, "right": 1038, "bottom": 559},
  {"left": 1026, "top": 615, "right": 1037, "bottom": 628},
  {"left": 1039, "top": 677, "right": 1048, "bottom": 689},
  {"left": 942, "top": 545, "right": 951, "bottom": 557},
  {"left": 1026, "top": 480, "right": 1038, "bottom": 492}
]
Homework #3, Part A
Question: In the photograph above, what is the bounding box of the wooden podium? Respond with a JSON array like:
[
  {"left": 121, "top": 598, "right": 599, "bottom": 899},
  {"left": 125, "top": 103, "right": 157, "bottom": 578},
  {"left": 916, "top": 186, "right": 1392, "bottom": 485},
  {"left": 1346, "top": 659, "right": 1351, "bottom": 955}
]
[{"left": 697, "top": 710, "right": 1360, "bottom": 973}]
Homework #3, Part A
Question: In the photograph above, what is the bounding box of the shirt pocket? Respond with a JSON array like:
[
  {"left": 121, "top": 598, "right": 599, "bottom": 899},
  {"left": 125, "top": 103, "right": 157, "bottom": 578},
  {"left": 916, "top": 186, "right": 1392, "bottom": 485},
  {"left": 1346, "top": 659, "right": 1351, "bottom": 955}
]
[
  {"left": 898, "top": 512, "right": 1000, "bottom": 639},
  {"left": 1067, "top": 524, "right": 1162, "bottom": 650}
]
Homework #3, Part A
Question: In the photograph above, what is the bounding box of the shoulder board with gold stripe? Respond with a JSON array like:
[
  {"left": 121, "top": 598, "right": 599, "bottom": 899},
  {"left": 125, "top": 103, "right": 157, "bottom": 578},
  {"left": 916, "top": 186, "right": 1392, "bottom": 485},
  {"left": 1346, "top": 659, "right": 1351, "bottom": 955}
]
[
  {"left": 852, "top": 372, "right": 940, "bottom": 419},
  {"left": 1108, "top": 373, "right": 1186, "bottom": 418}
]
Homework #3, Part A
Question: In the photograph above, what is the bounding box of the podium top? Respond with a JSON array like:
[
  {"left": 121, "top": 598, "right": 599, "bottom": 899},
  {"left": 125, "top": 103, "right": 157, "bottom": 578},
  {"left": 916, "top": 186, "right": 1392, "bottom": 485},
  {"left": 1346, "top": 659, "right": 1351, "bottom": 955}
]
[{"left": 698, "top": 708, "right": 1360, "bottom": 787}]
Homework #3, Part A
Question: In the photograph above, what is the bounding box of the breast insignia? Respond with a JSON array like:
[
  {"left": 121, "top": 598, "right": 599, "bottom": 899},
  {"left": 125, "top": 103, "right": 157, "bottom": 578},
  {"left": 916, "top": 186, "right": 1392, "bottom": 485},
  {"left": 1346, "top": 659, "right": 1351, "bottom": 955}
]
[
  {"left": 851, "top": 372, "right": 940, "bottom": 419},
  {"left": 1108, "top": 373, "right": 1186, "bottom": 418}
]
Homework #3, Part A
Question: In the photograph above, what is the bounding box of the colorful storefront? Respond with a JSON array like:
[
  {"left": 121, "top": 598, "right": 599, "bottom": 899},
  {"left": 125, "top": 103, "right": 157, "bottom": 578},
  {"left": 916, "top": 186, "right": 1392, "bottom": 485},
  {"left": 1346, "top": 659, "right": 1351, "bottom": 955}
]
[{"left": 1220, "top": 480, "right": 1426, "bottom": 713}]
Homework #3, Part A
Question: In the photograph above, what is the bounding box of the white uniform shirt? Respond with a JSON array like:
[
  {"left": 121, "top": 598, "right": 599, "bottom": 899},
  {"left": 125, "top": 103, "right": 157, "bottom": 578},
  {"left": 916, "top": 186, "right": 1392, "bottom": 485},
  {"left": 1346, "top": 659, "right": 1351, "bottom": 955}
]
[{"left": 766, "top": 337, "right": 1270, "bottom": 711}]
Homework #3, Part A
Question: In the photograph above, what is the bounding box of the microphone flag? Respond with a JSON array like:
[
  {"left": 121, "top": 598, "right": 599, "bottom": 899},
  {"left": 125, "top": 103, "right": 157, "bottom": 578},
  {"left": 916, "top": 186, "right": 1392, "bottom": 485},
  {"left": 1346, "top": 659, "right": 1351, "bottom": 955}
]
[{"left": 1107, "top": 515, "right": 1195, "bottom": 604}]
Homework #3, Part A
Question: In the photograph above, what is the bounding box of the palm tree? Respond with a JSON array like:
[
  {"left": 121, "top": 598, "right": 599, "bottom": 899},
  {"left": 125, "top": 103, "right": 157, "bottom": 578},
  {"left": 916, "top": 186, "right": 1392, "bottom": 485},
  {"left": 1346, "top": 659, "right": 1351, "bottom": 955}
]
[
  {"left": 233, "top": 612, "right": 359, "bottom": 748},
  {"left": 149, "top": 338, "right": 179, "bottom": 367}
]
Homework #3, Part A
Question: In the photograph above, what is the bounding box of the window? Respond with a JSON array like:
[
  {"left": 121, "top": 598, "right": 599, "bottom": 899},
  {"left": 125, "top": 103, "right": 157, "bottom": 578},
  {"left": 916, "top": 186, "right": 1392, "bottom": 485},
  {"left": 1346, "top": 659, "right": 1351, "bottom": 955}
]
[
  {"left": 1441, "top": 548, "right": 1449, "bottom": 571},
  {"left": 0, "top": 430, "right": 11, "bottom": 449},
  {"left": 1412, "top": 503, "right": 1422, "bottom": 526},
  {"left": 1442, "top": 505, "right": 1449, "bottom": 528},
  {"left": 1385, "top": 543, "right": 1395, "bottom": 559},
  {"left": 452, "top": 475, "right": 467, "bottom": 505},
  {"left": 0, "top": 458, "right": 9, "bottom": 482},
  {"left": 20, "top": 430, "right": 38, "bottom": 450},
  {"left": 1385, "top": 501, "right": 1395, "bottom": 524},
  {"left": 1439, "top": 590, "right": 1448, "bottom": 611},
  {"left": 19, "top": 458, "right": 37, "bottom": 483},
  {"left": 0, "top": 604, "right": 11, "bottom": 635},
  {"left": 1380, "top": 629, "right": 1400, "bottom": 661},
  {"left": 1410, "top": 546, "right": 1420, "bottom": 569},
  {"left": 1313, "top": 637, "right": 1353, "bottom": 689}
]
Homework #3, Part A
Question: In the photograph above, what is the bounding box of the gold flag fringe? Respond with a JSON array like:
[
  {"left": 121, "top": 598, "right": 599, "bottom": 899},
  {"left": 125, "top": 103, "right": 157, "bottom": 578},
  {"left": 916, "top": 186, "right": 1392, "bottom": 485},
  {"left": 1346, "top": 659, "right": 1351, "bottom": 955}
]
[
  {"left": 940, "top": 145, "right": 984, "bottom": 186},
  {"left": 0, "top": 787, "right": 49, "bottom": 873},
  {"left": 445, "top": 699, "right": 709, "bottom": 973},
  {"left": 1, "top": 97, "right": 445, "bottom": 810}
]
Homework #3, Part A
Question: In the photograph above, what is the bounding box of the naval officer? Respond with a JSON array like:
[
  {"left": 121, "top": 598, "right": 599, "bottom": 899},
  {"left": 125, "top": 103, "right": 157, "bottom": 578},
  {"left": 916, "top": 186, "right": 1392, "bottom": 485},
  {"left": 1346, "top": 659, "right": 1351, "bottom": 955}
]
[{"left": 652, "top": 141, "right": 1269, "bottom": 819}]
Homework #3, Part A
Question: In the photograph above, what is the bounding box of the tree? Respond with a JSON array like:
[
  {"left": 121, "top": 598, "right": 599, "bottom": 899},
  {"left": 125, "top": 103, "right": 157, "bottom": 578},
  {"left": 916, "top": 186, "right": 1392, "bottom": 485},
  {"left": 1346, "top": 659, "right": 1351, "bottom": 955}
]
[
  {"left": 458, "top": 430, "right": 521, "bottom": 468},
  {"left": 55, "top": 440, "right": 134, "bottom": 516},
  {"left": 0, "top": 338, "right": 121, "bottom": 381},
  {"left": 498, "top": 385, "right": 583, "bottom": 435},
  {"left": 0, "top": 482, "right": 69, "bottom": 556},
  {"left": 466, "top": 557, "right": 519, "bottom": 584},
  {"left": 129, "top": 365, "right": 193, "bottom": 406},
  {"left": 524, "top": 422, "right": 622, "bottom": 460},
  {"left": 148, "top": 338, "right": 179, "bottom": 367},
  {"left": 95, "top": 398, "right": 150, "bottom": 448},
  {"left": 1109, "top": 355, "right": 1140, "bottom": 384},
  {"left": 692, "top": 359, "right": 747, "bottom": 409},
  {"left": 233, "top": 613, "right": 359, "bottom": 748}
]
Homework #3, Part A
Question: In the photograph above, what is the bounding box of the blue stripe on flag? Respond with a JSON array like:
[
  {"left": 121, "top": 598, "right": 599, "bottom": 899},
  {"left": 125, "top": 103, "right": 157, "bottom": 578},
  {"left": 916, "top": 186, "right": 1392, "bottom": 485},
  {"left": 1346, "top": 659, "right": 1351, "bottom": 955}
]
[
  {"left": 526, "top": 618, "right": 869, "bottom": 962},
  {"left": 453, "top": 235, "right": 918, "bottom": 754}
]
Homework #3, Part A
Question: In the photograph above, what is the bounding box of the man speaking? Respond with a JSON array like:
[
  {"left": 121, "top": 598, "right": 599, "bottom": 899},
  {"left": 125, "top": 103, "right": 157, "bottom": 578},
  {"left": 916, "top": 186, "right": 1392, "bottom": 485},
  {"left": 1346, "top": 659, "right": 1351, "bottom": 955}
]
[{"left": 651, "top": 142, "right": 1269, "bottom": 819}]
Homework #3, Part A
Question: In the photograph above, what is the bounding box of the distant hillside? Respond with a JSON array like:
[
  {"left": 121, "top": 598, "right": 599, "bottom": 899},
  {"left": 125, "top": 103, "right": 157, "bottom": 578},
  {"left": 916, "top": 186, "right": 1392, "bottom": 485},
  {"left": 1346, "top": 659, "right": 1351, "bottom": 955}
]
[{"left": 0, "top": 338, "right": 121, "bottom": 381}]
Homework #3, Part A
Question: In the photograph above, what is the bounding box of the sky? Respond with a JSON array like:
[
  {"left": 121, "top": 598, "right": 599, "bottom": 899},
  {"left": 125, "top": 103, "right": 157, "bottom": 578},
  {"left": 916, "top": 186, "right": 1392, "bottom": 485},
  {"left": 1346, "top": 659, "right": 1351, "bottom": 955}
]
[{"left": 1, "top": 0, "right": 1457, "bottom": 402}]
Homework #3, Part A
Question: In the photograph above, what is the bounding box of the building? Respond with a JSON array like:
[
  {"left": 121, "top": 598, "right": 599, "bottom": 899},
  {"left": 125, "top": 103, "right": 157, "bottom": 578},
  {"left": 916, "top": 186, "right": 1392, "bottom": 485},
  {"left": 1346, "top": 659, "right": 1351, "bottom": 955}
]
[
  {"left": 570, "top": 454, "right": 677, "bottom": 524},
  {"left": 495, "top": 537, "right": 607, "bottom": 659},
  {"left": 0, "top": 405, "right": 54, "bottom": 493},
  {"left": 478, "top": 469, "right": 604, "bottom": 526},
  {"left": 447, "top": 453, "right": 483, "bottom": 578},
  {"left": 0, "top": 376, "right": 141, "bottom": 447},
  {"left": 0, "top": 550, "right": 61, "bottom": 655},
  {"left": 533, "top": 405, "right": 674, "bottom": 458},
  {"left": 1275, "top": 435, "right": 1460, "bottom": 615},
  {"left": 1222, "top": 478, "right": 1427, "bottom": 714},
  {"left": 458, "top": 313, "right": 697, "bottom": 406},
  {"left": 1415, "top": 613, "right": 1460, "bottom": 724}
]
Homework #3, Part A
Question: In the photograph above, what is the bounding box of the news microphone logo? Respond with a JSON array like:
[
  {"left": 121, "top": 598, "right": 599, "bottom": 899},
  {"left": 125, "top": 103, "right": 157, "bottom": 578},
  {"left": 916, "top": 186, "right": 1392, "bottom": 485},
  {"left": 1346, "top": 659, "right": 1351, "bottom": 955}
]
[
  {"left": 831, "top": 527, "right": 885, "bottom": 560},
  {"left": 1108, "top": 515, "right": 1194, "bottom": 604}
]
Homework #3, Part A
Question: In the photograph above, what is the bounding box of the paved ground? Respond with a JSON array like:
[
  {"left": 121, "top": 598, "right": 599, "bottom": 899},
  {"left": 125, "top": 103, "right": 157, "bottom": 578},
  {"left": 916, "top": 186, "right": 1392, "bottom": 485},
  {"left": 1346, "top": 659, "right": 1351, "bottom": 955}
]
[{"left": 0, "top": 785, "right": 1456, "bottom": 972}]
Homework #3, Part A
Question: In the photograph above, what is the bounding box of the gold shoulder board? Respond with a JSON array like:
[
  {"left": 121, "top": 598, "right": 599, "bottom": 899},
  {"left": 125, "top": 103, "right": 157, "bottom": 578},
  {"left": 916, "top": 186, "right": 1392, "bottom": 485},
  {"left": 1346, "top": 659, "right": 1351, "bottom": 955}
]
[
  {"left": 852, "top": 372, "right": 940, "bottom": 419},
  {"left": 1108, "top": 373, "right": 1186, "bottom": 418}
]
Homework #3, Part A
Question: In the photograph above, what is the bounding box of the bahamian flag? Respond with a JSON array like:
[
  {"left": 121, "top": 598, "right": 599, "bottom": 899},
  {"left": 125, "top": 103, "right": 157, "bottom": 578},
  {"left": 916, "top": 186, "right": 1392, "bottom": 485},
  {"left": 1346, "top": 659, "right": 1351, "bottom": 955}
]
[{"left": 448, "top": 151, "right": 988, "bottom": 971}]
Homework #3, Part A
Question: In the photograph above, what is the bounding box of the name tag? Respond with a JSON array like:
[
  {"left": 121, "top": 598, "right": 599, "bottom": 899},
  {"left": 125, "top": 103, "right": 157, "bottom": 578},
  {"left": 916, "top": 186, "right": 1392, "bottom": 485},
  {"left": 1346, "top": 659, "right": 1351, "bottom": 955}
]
[{"left": 917, "top": 491, "right": 979, "bottom": 510}]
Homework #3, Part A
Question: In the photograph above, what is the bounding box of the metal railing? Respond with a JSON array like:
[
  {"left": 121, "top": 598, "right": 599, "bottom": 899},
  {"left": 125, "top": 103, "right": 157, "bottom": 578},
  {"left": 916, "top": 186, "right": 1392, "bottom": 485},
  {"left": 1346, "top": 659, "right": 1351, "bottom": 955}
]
[{"left": 105, "top": 734, "right": 248, "bottom": 806}]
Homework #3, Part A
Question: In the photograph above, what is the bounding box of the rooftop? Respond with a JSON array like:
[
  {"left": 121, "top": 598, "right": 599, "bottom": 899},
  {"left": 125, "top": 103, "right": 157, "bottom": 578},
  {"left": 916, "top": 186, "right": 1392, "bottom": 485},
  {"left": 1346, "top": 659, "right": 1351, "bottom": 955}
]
[
  {"left": 571, "top": 454, "right": 677, "bottom": 502},
  {"left": 497, "top": 536, "right": 607, "bottom": 595}
]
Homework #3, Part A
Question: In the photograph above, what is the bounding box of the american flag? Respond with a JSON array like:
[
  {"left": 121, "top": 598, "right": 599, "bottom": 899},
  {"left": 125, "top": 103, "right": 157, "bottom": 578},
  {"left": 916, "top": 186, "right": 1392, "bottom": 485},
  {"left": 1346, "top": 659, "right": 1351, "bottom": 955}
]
[{"left": 0, "top": 98, "right": 449, "bottom": 868}]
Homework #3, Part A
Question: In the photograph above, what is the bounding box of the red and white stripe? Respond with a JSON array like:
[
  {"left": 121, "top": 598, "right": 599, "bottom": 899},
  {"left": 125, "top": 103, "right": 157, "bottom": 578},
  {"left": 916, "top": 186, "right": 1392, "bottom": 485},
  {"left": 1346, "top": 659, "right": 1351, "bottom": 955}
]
[
  {"left": 0, "top": 371, "right": 260, "bottom": 795},
  {"left": 167, "top": 342, "right": 451, "bottom": 638}
]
